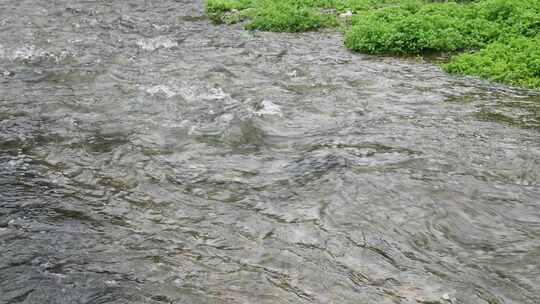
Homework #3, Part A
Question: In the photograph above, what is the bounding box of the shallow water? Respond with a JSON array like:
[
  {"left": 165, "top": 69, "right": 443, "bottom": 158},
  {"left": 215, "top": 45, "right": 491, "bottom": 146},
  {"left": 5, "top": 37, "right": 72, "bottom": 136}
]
[{"left": 1, "top": 1, "right": 539, "bottom": 303}]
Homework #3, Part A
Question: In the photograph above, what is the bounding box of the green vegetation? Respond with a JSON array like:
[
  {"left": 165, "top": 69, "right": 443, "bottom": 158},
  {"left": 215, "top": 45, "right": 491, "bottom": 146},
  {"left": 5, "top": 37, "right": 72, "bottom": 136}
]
[
  {"left": 207, "top": 0, "right": 339, "bottom": 31},
  {"left": 206, "top": 0, "right": 409, "bottom": 31},
  {"left": 206, "top": 0, "right": 540, "bottom": 90},
  {"left": 444, "top": 36, "right": 540, "bottom": 89}
]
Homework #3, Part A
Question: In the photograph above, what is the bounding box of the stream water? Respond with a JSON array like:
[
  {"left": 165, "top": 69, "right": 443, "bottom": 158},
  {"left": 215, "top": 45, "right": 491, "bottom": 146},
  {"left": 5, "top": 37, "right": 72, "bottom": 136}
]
[{"left": 1, "top": 1, "right": 540, "bottom": 303}]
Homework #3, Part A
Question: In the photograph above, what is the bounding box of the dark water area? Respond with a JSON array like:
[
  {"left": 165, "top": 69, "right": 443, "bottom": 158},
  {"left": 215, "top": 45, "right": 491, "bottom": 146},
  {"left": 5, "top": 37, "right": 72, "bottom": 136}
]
[{"left": 1, "top": 1, "right": 539, "bottom": 303}]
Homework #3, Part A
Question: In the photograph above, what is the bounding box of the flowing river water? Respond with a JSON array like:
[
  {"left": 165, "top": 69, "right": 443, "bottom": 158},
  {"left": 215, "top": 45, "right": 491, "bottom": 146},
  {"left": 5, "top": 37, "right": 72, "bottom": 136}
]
[{"left": 1, "top": 1, "right": 540, "bottom": 303}]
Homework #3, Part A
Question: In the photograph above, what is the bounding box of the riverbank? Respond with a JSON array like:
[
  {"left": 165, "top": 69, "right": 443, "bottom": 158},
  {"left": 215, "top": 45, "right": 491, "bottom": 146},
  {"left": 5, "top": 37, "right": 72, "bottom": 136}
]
[{"left": 207, "top": 0, "right": 540, "bottom": 90}]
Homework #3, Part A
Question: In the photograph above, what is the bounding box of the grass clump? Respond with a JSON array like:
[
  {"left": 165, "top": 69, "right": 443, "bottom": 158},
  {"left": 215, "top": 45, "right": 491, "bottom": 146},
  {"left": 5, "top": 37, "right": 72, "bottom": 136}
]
[
  {"left": 444, "top": 36, "right": 540, "bottom": 89},
  {"left": 344, "top": 2, "right": 502, "bottom": 54},
  {"left": 345, "top": 0, "right": 539, "bottom": 54},
  {"left": 244, "top": 1, "right": 338, "bottom": 32},
  {"left": 206, "top": 0, "right": 540, "bottom": 90},
  {"left": 344, "top": 0, "right": 540, "bottom": 89},
  {"left": 206, "top": 0, "right": 407, "bottom": 31},
  {"left": 206, "top": 0, "right": 253, "bottom": 23}
]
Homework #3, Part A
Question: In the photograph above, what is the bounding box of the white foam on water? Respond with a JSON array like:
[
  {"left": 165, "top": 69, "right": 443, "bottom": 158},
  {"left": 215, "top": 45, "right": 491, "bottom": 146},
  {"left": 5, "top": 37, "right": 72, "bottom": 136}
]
[
  {"left": 3, "top": 44, "right": 75, "bottom": 62},
  {"left": 144, "top": 85, "right": 177, "bottom": 98},
  {"left": 140, "top": 81, "right": 238, "bottom": 108},
  {"left": 177, "top": 86, "right": 196, "bottom": 101},
  {"left": 152, "top": 24, "right": 170, "bottom": 32},
  {"left": 253, "top": 100, "right": 283, "bottom": 117},
  {"left": 136, "top": 36, "right": 178, "bottom": 51},
  {"left": 10, "top": 45, "right": 45, "bottom": 60},
  {"left": 203, "top": 87, "right": 229, "bottom": 100},
  {"left": 286, "top": 69, "right": 298, "bottom": 77}
]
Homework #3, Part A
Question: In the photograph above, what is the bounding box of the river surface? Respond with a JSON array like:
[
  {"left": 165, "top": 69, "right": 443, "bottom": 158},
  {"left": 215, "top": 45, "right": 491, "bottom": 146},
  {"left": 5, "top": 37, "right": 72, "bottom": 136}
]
[{"left": 1, "top": 1, "right": 540, "bottom": 304}]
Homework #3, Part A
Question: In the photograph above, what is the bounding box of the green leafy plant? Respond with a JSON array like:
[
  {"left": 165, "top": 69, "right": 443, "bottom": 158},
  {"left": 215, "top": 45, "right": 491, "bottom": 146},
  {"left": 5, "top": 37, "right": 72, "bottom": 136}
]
[
  {"left": 444, "top": 36, "right": 540, "bottom": 89},
  {"left": 206, "top": 0, "right": 540, "bottom": 90}
]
